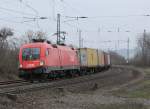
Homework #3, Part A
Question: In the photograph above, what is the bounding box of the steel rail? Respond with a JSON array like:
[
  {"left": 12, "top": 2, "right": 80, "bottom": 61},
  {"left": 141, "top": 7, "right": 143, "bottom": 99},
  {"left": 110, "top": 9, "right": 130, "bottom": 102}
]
[{"left": 0, "top": 68, "right": 124, "bottom": 95}]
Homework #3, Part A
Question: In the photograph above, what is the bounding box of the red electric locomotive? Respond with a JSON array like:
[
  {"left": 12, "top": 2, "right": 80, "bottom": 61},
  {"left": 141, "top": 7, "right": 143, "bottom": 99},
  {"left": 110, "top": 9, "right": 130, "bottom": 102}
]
[{"left": 19, "top": 40, "right": 80, "bottom": 80}]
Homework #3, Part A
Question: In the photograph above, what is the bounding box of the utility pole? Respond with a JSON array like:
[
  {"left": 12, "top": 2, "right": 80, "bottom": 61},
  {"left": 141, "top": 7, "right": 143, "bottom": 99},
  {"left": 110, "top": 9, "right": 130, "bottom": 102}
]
[
  {"left": 143, "top": 29, "right": 146, "bottom": 64},
  {"left": 57, "top": 13, "right": 61, "bottom": 44},
  {"left": 117, "top": 27, "right": 120, "bottom": 52},
  {"left": 56, "top": 14, "right": 88, "bottom": 45},
  {"left": 118, "top": 40, "right": 120, "bottom": 51},
  {"left": 115, "top": 43, "right": 117, "bottom": 52},
  {"left": 98, "top": 27, "right": 100, "bottom": 37},
  {"left": 81, "top": 38, "right": 84, "bottom": 48},
  {"left": 79, "top": 30, "right": 82, "bottom": 48},
  {"left": 127, "top": 38, "right": 130, "bottom": 64}
]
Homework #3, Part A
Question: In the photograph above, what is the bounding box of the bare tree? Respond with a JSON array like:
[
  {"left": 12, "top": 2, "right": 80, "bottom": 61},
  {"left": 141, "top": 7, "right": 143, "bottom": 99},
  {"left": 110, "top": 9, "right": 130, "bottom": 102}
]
[
  {"left": 0, "top": 27, "right": 18, "bottom": 79},
  {"left": 0, "top": 27, "right": 13, "bottom": 40},
  {"left": 0, "top": 27, "right": 13, "bottom": 48},
  {"left": 132, "top": 32, "right": 150, "bottom": 66},
  {"left": 25, "top": 30, "right": 34, "bottom": 43},
  {"left": 109, "top": 51, "right": 126, "bottom": 65}
]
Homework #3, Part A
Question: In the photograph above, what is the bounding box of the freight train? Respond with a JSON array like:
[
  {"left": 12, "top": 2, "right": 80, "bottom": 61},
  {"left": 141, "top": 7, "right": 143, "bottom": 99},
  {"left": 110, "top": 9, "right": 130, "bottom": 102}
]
[{"left": 18, "top": 40, "right": 111, "bottom": 81}]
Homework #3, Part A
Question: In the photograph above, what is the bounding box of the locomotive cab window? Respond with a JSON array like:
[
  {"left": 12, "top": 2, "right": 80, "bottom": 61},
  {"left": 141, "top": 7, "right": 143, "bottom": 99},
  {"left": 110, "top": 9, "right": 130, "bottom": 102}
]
[{"left": 22, "top": 48, "right": 40, "bottom": 60}]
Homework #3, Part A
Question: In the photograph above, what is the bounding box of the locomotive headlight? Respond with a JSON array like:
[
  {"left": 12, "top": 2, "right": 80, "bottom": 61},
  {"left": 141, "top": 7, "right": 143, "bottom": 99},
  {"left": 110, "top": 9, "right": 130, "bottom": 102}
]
[
  {"left": 19, "top": 64, "right": 23, "bottom": 68},
  {"left": 40, "top": 61, "right": 44, "bottom": 66}
]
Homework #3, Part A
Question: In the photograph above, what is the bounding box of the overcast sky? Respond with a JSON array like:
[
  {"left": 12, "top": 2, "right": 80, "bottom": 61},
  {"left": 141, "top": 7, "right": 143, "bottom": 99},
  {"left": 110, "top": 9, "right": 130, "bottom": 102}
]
[{"left": 0, "top": 0, "right": 150, "bottom": 50}]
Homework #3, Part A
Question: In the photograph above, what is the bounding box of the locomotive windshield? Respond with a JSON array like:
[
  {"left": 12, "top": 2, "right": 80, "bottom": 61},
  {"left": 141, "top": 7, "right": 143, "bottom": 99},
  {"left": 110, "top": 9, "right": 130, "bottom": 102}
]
[{"left": 22, "top": 48, "right": 40, "bottom": 60}]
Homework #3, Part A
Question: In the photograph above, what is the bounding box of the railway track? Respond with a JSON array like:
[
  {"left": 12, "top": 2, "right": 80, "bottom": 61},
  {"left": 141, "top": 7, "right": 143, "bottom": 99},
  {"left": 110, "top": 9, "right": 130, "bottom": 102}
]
[
  {"left": 0, "top": 80, "right": 28, "bottom": 85},
  {"left": 0, "top": 66, "right": 142, "bottom": 96},
  {"left": 0, "top": 80, "right": 32, "bottom": 90},
  {"left": 0, "top": 69, "right": 113, "bottom": 95}
]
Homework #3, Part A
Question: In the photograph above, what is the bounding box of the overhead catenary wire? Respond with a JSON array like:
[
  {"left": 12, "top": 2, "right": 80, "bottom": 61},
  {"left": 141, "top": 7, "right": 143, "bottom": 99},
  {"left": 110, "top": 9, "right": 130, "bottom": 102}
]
[
  {"left": 0, "top": 16, "right": 40, "bottom": 29},
  {"left": 0, "top": 0, "right": 42, "bottom": 28},
  {"left": 0, "top": 1, "right": 146, "bottom": 41},
  {"left": 60, "top": 0, "right": 83, "bottom": 15},
  {"left": 18, "top": 0, "right": 40, "bottom": 28},
  {"left": 0, "top": 12, "right": 49, "bottom": 28},
  {"left": 82, "top": 14, "right": 150, "bottom": 19},
  {"left": 0, "top": 6, "right": 38, "bottom": 17},
  {"left": 62, "top": 21, "right": 81, "bottom": 31},
  {"left": 19, "top": 0, "right": 38, "bottom": 15},
  {"left": 0, "top": 18, "right": 21, "bottom": 23},
  {"left": 0, "top": 0, "right": 19, "bottom": 7}
]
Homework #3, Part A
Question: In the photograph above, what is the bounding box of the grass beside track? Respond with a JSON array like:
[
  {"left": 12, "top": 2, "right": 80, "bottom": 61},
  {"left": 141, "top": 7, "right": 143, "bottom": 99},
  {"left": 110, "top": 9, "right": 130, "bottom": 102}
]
[
  {"left": 93, "top": 103, "right": 147, "bottom": 109},
  {"left": 112, "top": 68, "right": 150, "bottom": 99}
]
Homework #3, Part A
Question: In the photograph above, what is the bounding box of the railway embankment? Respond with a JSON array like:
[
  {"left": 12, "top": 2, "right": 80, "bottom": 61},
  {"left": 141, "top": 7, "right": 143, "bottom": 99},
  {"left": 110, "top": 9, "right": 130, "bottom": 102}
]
[
  {"left": 0, "top": 65, "right": 148, "bottom": 109},
  {"left": 111, "top": 67, "right": 150, "bottom": 100}
]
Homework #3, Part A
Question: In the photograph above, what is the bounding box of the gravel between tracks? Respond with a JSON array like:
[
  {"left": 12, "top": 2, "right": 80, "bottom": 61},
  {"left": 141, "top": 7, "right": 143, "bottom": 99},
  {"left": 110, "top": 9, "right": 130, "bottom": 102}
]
[{"left": 0, "top": 66, "right": 147, "bottom": 109}]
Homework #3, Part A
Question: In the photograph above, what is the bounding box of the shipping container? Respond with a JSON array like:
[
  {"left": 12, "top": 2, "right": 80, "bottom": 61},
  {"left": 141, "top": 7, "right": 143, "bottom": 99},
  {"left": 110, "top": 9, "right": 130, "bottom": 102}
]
[
  {"left": 107, "top": 54, "right": 111, "bottom": 66},
  {"left": 104, "top": 52, "right": 108, "bottom": 66},
  {"left": 79, "top": 48, "right": 87, "bottom": 66},
  {"left": 79, "top": 48, "right": 98, "bottom": 67},
  {"left": 104, "top": 52, "right": 111, "bottom": 66},
  {"left": 98, "top": 50, "right": 105, "bottom": 66}
]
